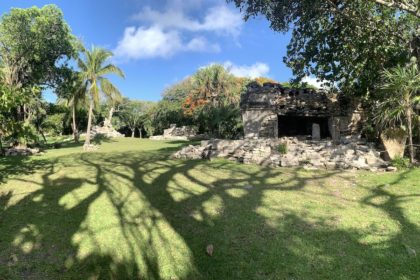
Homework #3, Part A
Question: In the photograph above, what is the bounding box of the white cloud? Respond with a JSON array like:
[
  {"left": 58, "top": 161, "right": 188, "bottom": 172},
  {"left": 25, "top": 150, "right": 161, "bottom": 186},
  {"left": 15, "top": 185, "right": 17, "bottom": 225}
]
[
  {"left": 114, "top": 26, "right": 220, "bottom": 60},
  {"left": 186, "top": 37, "right": 221, "bottom": 52},
  {"left": 114, "top": 26, "right": 181, "bottom": 59},
  {"left": 223, "top": 61, "right": 270, "bottom": 78},
  {"left": 115, "top": 2, "right": 242, "bottom": 61},
  {"left": 134, "top": 5, "right": 243, "bottom": 37}
]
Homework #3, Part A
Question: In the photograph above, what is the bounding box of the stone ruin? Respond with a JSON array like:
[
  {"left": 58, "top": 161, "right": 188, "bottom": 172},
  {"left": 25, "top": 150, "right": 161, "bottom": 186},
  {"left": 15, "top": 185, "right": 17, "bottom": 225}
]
[
  {"left": 241, "top": 82, "right": 362, "bottom": 141},
  {"left": 1, "top": 145, "right": 40, "bottom": 156},
  {"left": 150, "top": 124, "right": 206, "bottom": 141},
  {"left": 173, "top": 82, "right": 393, "bottom": 171},
  {"left": 89, "top": 124, "right": 124, "bottom": 138},
  {"left": 83, "top": 117, "right": 124, "bottom": 139},
  {"left": 173, "top": 137, "right": 391, "bottom": 171}
]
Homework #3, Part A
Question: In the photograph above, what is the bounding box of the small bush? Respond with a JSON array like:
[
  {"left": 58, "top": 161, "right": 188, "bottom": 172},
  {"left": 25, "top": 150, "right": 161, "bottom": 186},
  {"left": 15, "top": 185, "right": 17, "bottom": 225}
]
[
  {"left": 391, "top": 156, "right": 410, "bottom": 169},
  {"left": 278, "top": 143, "right": 288, "bottom": 154}
]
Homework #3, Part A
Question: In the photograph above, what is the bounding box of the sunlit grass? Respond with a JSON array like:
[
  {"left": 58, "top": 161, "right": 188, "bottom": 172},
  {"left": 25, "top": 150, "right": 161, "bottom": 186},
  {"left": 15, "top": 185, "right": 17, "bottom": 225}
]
[{"left": 0, "top": 138, "right": 419, "bottom": 279}]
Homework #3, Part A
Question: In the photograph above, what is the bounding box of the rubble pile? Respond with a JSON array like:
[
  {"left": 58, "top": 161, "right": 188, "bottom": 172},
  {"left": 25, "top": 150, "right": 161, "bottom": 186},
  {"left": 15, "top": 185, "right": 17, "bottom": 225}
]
[{"left": 173, "top": 136, "right": 389, "bottom": 171}]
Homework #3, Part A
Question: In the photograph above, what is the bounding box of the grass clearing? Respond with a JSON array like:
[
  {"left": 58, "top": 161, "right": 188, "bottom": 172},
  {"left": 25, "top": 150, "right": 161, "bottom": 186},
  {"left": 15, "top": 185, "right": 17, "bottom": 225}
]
[{"left": 0, "top": 138, "right": 419, "bottom": 279}]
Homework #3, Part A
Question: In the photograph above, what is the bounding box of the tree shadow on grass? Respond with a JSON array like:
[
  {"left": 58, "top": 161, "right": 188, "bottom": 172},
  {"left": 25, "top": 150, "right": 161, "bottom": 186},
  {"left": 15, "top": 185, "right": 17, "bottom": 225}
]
[{"left": 0, "top": 146, "right": 419, "bottom": 279}]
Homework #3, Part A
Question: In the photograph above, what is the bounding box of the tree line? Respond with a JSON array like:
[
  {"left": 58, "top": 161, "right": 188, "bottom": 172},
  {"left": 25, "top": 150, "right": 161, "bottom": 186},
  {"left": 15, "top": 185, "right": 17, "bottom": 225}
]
[{"left": 0, "top": 2, "right": 419, "bottom": 162}]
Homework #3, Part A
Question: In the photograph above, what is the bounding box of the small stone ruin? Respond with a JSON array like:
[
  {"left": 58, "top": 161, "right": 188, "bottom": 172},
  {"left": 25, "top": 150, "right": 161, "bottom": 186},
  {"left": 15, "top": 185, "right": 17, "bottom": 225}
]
[
  {"left": 150, "top": 124, "right": 206, "bottom": 140},
  {"left": 241, "top": 82, "right": 362, "bottom": 141},
  {"left": 89, "top": 125, "right": 124, "bottom": 138}
]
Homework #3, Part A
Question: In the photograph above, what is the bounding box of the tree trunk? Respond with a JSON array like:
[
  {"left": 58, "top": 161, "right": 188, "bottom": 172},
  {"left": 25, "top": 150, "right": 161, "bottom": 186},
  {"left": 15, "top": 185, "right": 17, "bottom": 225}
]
[
  {"left": 84, "top": 99, "right": 94, "bottom": 149},
  {"left": 40, "top": 130, "right": 47, "bottom": 144},
  {"left": 139, "top": 127, "right": 142, "bottom": 139},
  {"left": 407, "top": 107, "right": 414, "bottom": 163},
  {"left": 72, "top": 104, "right": 79, "bottom": 143},
  {"left": 108, "top": 106, "right": 114, "bottom": 122},
  {"left": 131, "top": 129, "right": 135, "bottom": 138}
]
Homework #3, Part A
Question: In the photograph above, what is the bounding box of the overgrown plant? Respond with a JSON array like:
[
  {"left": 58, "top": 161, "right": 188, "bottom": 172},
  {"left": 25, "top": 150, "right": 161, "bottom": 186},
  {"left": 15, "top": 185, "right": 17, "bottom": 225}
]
[{"left": 374, "top": 62, "right": 420, "bottom": 163}]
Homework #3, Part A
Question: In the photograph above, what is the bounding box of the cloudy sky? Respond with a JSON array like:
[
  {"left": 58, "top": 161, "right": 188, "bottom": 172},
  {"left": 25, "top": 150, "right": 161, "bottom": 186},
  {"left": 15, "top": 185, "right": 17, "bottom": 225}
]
[{"left": 0, "top": 0, "right": 300, "bottom": 101}]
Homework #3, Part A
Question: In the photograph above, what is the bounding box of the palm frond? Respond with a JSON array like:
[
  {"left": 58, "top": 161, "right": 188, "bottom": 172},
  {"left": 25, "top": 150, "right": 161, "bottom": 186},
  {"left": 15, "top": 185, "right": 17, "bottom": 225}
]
[
  {"left": 97, "top": 64, "right": 125, "bottom": 78},
  {"left": 99, "top": 77, "right": 122, "bottom": 103}
]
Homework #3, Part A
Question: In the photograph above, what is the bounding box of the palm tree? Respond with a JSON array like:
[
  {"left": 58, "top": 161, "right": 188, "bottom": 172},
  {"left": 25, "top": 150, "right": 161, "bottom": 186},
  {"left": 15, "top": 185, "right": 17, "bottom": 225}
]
[
  {"left": 57, "top": 72, "right": 87, "bottom": 143},
  {"left": 375, "top": 63, "right": 420, "bottom": 163},
  {"left": 77, "top": 46, "right": 124, "bottom": 150}
]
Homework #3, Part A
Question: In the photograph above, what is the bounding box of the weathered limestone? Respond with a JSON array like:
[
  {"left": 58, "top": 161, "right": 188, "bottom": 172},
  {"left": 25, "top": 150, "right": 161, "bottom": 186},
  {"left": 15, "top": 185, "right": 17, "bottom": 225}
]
[
  {"left": 242, "top": 110, "right": 278, "bottom": 138},
  {"left": 3, "top": 146, "right": 40, "bottom": 156},
  {"left": 164, "top": 124, "right": 197, "bottom": 137},
  {"left": 312, "top": 123, "right": 321, "bottom": 141},
  {"left": 241, "top": 82, "right": 363, "bottom": 140},
  {"left": 150, "top": 124, "right": 207, "bottom": 141},
  {"left": 88, "top": 125, "right": 124, "bottom": 138},
  {"left": 173, "top": 137, "right": 388, "bottom": 171}
]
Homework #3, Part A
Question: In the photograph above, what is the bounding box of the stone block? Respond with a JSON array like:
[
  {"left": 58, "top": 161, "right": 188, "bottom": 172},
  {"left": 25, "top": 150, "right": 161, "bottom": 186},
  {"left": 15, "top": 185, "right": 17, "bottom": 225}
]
[{"left": 312, "top": 123, "right": 321, "bottom": 141}]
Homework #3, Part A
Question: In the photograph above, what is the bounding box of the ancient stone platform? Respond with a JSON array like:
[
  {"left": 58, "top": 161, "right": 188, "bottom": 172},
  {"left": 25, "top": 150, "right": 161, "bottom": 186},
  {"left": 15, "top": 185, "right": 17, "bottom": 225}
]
[{"left": 173, "top": 137, "right": 389, "bottom": 171}]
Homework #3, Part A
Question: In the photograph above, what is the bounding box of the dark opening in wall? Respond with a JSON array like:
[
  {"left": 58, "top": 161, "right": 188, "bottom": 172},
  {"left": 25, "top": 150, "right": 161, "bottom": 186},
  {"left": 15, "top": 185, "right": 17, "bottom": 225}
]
[{"left": 278, "top": 116, "right": 330, "bottom": 138}]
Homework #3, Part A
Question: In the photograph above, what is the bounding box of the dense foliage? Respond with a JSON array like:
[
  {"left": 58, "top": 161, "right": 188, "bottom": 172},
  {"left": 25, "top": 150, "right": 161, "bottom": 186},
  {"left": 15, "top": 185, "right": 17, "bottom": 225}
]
[
  {"left": 229, "top": 0, "right": 419, "bottom": 95},
  {"left": 0, "top": 5, "right": 75, "bottom": 147},
  {"left": 146, "top": 65, "right": 249, "bottom": 138}
]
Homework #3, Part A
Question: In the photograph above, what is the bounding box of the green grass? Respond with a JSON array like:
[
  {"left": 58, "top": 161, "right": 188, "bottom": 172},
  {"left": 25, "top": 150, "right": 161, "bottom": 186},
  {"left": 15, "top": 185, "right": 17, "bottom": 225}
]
[{"left": 0, "top": 138, "right": 419, "bottom": 279}]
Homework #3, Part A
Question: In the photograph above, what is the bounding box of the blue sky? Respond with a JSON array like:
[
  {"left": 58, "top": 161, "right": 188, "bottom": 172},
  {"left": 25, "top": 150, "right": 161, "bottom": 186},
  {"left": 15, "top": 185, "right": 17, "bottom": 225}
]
[{"left": 0, "top": 0, "right": 316, "bottom": 102}]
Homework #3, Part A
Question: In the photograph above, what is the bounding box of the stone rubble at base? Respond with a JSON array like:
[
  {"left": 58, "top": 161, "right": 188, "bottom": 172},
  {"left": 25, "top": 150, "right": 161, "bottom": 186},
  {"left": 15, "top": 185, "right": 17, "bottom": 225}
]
[
  {"left": 2, "top": 146, "right": 40, "bottom": 156},
  {"left": 172, "top": 136, "right": 391, "bottom": 171}
]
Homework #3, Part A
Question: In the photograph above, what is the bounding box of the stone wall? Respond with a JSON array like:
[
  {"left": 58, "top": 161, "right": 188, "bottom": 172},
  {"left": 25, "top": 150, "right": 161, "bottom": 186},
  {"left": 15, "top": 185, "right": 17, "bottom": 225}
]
[
  {"left": 163, "top": 124, "right": 197, "bottom": 137},
  {"left": 241, "top": 82, "right": 362, "bottom": 140},
  {"left": 173, "top": 137, "right": 390, "bottom": 171},
  {"left": 242, "top": 110, "right": 278, "bottom": 139},
  {"left": 150, "top": 124, "right": 207, "bottom": 141}
]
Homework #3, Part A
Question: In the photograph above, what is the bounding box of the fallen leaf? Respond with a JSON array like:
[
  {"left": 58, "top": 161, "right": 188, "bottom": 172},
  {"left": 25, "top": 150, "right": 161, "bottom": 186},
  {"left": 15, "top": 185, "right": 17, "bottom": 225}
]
[{"left": 206, "top": 244, "right": 214, "bottom": 256}]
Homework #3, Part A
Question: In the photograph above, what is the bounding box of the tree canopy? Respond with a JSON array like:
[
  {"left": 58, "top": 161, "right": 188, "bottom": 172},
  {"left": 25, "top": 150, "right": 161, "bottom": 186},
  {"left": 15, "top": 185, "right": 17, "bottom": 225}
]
[
  {"left": 229, "top": 0, "right": 419, "bottom": 95},
  {"left": 0, "top": 4, "right": 75, "bottom": 88}
]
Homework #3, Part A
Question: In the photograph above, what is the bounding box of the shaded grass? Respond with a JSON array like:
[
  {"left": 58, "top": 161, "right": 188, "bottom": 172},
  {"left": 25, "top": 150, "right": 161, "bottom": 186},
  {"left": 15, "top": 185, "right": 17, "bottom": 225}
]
[{"left": 0, "top": 138, "right": 419, "bottom": 279}]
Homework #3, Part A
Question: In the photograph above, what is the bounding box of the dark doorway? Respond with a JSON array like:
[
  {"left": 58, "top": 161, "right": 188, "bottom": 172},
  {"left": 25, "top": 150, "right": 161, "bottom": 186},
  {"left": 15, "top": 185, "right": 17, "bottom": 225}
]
[{"left": 278, "top": 116, "right": 330, "bottom": 138}]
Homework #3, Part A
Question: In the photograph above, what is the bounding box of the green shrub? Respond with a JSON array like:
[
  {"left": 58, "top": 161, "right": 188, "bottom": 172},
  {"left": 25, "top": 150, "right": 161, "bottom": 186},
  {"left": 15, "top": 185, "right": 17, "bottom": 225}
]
[
  {"left": 278, "top": 143, "right": 288, "bottom": 154},
  {"left": 391, "top": 156, "right": 410, "bottom": 169}
]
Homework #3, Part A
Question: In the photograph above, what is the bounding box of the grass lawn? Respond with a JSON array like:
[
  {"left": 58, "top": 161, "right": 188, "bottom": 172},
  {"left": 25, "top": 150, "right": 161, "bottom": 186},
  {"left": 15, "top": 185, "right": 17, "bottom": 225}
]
[{"left": 0, "top": 138, "right": 419, "bottom": 279}]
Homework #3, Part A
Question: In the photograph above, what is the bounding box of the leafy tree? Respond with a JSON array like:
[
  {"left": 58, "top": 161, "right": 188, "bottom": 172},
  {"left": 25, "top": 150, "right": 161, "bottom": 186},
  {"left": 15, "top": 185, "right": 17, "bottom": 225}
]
[
  {"left": 0, "top": 80, "right": 39, "bottom": 146},
  {"left": 229, "top": 0, "right": 418, "bottom": 95},
  {"left": 77, "top": 46, "right": 124, "bottom": 150},
  {"left": 147, "top": 79, "right": 193, "bottom": 135},
  {"left": 149, "top": 100, "right": 187, "bottom": 135},
  {"left": 0, "top": 5, "right": 75, "bottom": 89},
  {"left": 56, "top": 70, "right": 87, "bottom": 142},
  {"left": 366, "top": 0, "right": 419, "bottom": 17},
  {"left": 374, "top": 62, "right": 420, "bottom": 163},
  {"left": 119, "top": 99, "right": 154, "bottom": 138},
  {"left": 189, "top": 64, "right": 240, "bottom": 107},
  {"left": 183, "top": 64, "right": 245, "bottom": 137},
  {"left": 42, "top": 113, "right": 65, "bottom": 136},
  {"left": 0, "top": 5, "right": 76, "bottom": 146}
]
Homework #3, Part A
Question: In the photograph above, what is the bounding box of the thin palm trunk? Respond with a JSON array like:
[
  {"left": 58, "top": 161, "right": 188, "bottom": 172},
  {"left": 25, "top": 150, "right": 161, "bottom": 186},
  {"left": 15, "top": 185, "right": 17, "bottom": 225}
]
[
  {"left": 406, "top": 106, "right": 414, "bottom": 163},
  {"left": 108, "top": 107, "right": 114, "bottom": 123},
  {"left": 72, "top": 104, "right": 79, "bottom": 143},
  {"left": 84, "top": 99, "right": 94, "bottom": 148}
]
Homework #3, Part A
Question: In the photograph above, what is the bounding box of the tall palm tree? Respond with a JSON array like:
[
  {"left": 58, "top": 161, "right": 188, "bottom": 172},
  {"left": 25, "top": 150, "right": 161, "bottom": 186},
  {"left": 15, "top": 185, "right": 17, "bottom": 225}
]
[
  {"left": 375, "top": 63, "right": 420, "bottom": 163},
  {"left": 77, "top": 46, "right": 124, "bottom": 150},
  {"left": 57, "top": 73, "right": 87, "bottom": 143}
]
